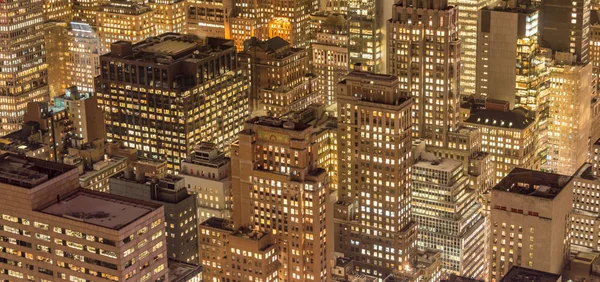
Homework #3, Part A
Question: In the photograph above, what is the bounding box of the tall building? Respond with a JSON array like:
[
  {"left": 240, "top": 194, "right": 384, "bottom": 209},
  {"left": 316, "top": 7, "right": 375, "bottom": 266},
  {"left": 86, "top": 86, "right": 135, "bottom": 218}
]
[
  {"left": 228, "top": 0, "right": 270, "bottom": 51},
  {"left": 148, "top": 0, "right": 186, "bottom": 34},
  {"left": 448, "top": 0, "right": 497, "bottom": 96},
  {"left": 545, "top": 53, "right": 593, "bottom": 175},
  {"left": 45, "top": 21, "right": 70, "bottom": 99},
  {"left": 334, "top": 67, "right": 417, "bottom": 278},
  {"left": 570, "top": 162, "right": 600, "bottom": 251},
  {"left": 238, "top": 37, "right": 320, "bottom": 116},
  {"left": 591, "top": 11, "right": 600, "bottom": 88},
  {"left": 186, "top": 0, "right": 233, "bottom": 38},
  {"left": 348, "top": 0, "right": 383, "bottom": 72},
  {"left": 488, "top": 168, "right": 572, "bottom": 281},
  {"left": 540, "top": 0, "right": 591, "bottom": 63},
  {"left": 73, "top": 0, "right": 100, "bottom": 25},
  {"left": 67, "top": 22, "right": 102, "bottom": 93},
  {"left": 230, "top": 116, "right": 329, "bottom": 281},
  {"left": 412, "top": 157, "right": 486, "bottom": 278},
  {"left": 387, "top": 0, "right": 461, "bottom": 148},
  {"left": 180, "top": 143, "right": 232, "bottom": 223},
  {"left": 44, "top": 0, "right": 72, "bottom": 21},
  {"left": 0, "top": 0, "right": 48, "bottom": 136},
  {"left": 464, "top": 105, "right": 539, "bottom": 184},
  {"left": 0, "top": 153, "right": 169, "bottom": 282},
  {"left": 476, "top": 6, "right": 549, "bottom": 112},
  {"left": 110, "top": 171, "right": 199, "bottom": 263},
  {"left": 97, "top": 34, "right": 249, "bottom": 172},
  {"left": 311, "top": 12, "right": 349, "bottom": 106},
  {"left": 96, "top": 1, "right": 155, "bottom": 53}
]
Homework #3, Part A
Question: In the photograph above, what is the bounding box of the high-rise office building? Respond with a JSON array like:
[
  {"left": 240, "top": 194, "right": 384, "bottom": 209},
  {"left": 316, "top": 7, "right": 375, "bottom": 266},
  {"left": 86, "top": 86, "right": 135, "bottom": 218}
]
[
  {"left": 238, "top": 37, "right": 320, "bottom": 116},
  {"left": 545, "top": 53, "right": 593, "bottom": 175},
  {"left": 540, "top": 0, "right": 591, "bottom": 63},
  {"left": 412, "top": 157, "right": 486, "bottom": 278},
  {"left": 448, "top": 0, "right": 497, "bottom": 96},
  {"left": 387, "top": 0, "right": 461, "bottom": 148},
  {"left": 73, "top": 0, "right": 100, "bottom": 25},
  {"left": 0, "top": 0, "right": 48, "bottom": 136},
  {"left": 464, "top": 104, "right": 539, "bottom": 184},
  {"left": 488, "top": 168, "right": 572, "bottom": 281},
  {"left": 591, "top": 11, "right": 600, "bottom": 88},
  {"left": 186, "top": 0, "right": 233, "bottom": 38},
  {"left": 476, "top": 6, "right": 549, "bottom": 112},
  {"left": 311, "top": 12, "right": 349, "bottom": 106},
  {"left": 180, "top": 143, "right": 232, "bottom": 223},
  {"left": 0, "top": 153, "right": 169, "bottom": 282},
  {"left": 43, "top": 0, "right": 73, "bottom": 22},
  {"left": 570, "top": 162, "right": 600, "bottom": 251},
  {"left": 45, "top": 21, "right": 69, "bottom": 99},
  {"left": 110, "top": 171, "right": 199, "bottom": 263},
  {"left": 334, "top": 67, "right": 417, "bottom": 278},
  {"left": 348, "top": 0, "right": 383, "bottom": 73},
  {"left": 97, "top": 34, "right": 249, "bottom": 172},
  {"left": 67, "top": 22, "right": 102, "bottom": 93},
  {"left": 230, "top": 116, "right": 329, "bottom": 281},
  {"left": 96, "top": 1, "right": 156, "bottom": 53},
  {"left": 148, "top": 0, "right": 186, "bottom": 34}
]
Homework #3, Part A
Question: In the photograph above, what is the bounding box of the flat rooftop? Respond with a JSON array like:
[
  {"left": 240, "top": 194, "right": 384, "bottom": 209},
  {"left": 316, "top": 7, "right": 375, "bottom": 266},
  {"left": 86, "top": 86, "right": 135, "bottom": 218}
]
[
  {"left": 168, "top": 259, "right": 202, "bottom": 282},
  {"left": 443, "top": 275, "right": 482, "bottom": 282},
  {"left": 247, "top": 116, "right": 312, "bottom": 132},
  {"left": 465, "top": 108, "right": 534, "bottom": 130},
  {"left": 41, "top": 190, "right": 157, "bottom": 230},
  {"left": 143, "top": 40, "right": 197, "bottom": 55},
  {"left": 500, "top": 266, "right": 561, "bottom": 282},
  {"left": 493, "top": 168, "right": 573, "bottom": 199},
  {"left": 0, "top": 153, "right": 75, "bottom": 189},
  {"left": 414, "top": 158, "right": 462, "bottom": 173},
  {"left": 200, "top": 217, "right": 233, "bottom": 231}
]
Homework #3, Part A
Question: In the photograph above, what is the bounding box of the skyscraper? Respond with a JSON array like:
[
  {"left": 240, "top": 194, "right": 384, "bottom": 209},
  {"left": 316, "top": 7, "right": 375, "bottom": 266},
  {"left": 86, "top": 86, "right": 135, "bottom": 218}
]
[
  {"left": 348, "top": 0, "right": 383, "bottom": 72},
  {"left": 67, "top": 22, "right": 102, "bottom": 93},
  {"left": 231, "top": 116, "right": 329, "bottom": 281},
  {"left": 97, "top": 34, "right": 249, "bottom": 172},
  {"left": 148, "top": 0, "right": 186, "bottom": 34},
  {"left": 187, "top": 0, "right": 233, "bottom": 38},
  {"left": 387, "top": 0, "right": 461, "bottom": 148},
  {"left": 0, "top": 0, "right": 48, "bottom": 135},
  {"left": 311, "top": 12, "right": 349, "bottom": 106},
  {"left": 96, "top": 1, "right": 156, "bottom": 53},
  {"left": 412, "top": 157, "right": 486, "bottom": 278},
  {"left": 540, "top": 0, "right": 591, "bottom": 63},
  {"left": 488, "top": 168, "right": 572, "bottom": 281},
  {"left": 448, "top": 0, "right": 497, "bottom": 96},
  {"left": 545, "top": 53, "right": 593, "bottom": 175},
  {"left": 334, "top": 66, "right": 417, "bottom": 277}
]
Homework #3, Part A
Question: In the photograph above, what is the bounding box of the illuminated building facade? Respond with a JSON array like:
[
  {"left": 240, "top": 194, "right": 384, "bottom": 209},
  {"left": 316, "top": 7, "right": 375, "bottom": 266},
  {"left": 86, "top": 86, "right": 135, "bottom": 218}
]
[
  {"left": 348, "top": 0, "right": 383, "bottom": 72},
  {"left": 97, "top": 34, "right": 249, "bottom": 172},
  {"left": 311, "top": 12, "right": 349, "bottom": 106},
  {"left": 476, "top": 6, "right": 547, "bottom": 111},
  {"left": 334, "top": 67, "right": 417, "bottom": 278},
  {"left": 96, "top": 1, "right": 156, "bottom": 53},
  {"left": 464, "top": 106, "right": 539, "bottom": 184},
  {"left": 412, "top": 157, "right": 485, "bottom": 277},
  {"left": 186, "top": 0, "right": 233, "bottom": 38},
  {"left": 0, "top": 153, "right": 169, "bottom": 282},
  {"left": 67, "top": 22, "right": 102, "bottom": 93},
  {"left": 540, "top": 0, "right": 591, "bottom": 64},
  {"left": 448, "top": 0, "right": 497, "bottom": 96},
  {"left": 545, "top": 53, "right": 593, "bottom": 175},
  {"left": 238, "top": 37, "right": 320, "bottom": 116},
  {"left": 231, "top": 116, "right": 329, "bottom": 281},
  {"left": 45, "top": 21, "right": 69, "bottom": 99},
  {"left": 0, "top": 0, "right": 48, "bottom": 136},
  {"left": 387, "top": 0, "right": 461, "bottom": 148},
  {"left": 570, "top": 162, "right": 600, "bottom": 252},
  {"left": 488, "top": 168, "right": 572, "bottom": 281},
  {"left": 43, "top": 0, "right": 72, "bottom": 22},
  {"left": 591, "top": 11, "right": 600, "bottom": 88},
  {"left": 180, "top": 143, "right": 232, "bottom": 223},
  {"left": 148, "top": 0, "right": 186, "bottom": 34},
  {"left": 73, "top": 0, "right": 100, "bottom": 26}
]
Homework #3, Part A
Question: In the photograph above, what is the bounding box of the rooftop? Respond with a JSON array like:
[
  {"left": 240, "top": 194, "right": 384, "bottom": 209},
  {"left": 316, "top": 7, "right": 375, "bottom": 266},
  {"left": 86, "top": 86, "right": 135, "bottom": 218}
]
[
  {"left": 500, "top": 266, "right": 561, "bottom": 282},
  {"left": 167, "top": 259, "right": 202, "bottom": 282},
  {"left": 414, "top": 158, "right": 462, "bottom": 173},
  {"left": 247, "top": 116, "right": 312, "bottom": 132},
  {"left": 442, "top": 275, "right": 483, "bottom": 282},
  {"left": 40, "top": 190, "right": 158, "bottom": 230},
  {"left": 465, "top": 108, "right": 534, "bottom": 129},
  {"left": 142, "top": 40, "right": 197, "bottom": 55},
  {"left": 200, "top": 217, "right": 233, "bottom": 231},
  {"left": 0, "top": 153, "right": 75, "bottom": 189},
  {"left": 492, "top": 168, "right": 573, "bottom": 199},
  {"left": 574, "top": 163, "right": 596, "bottom": 181}
]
